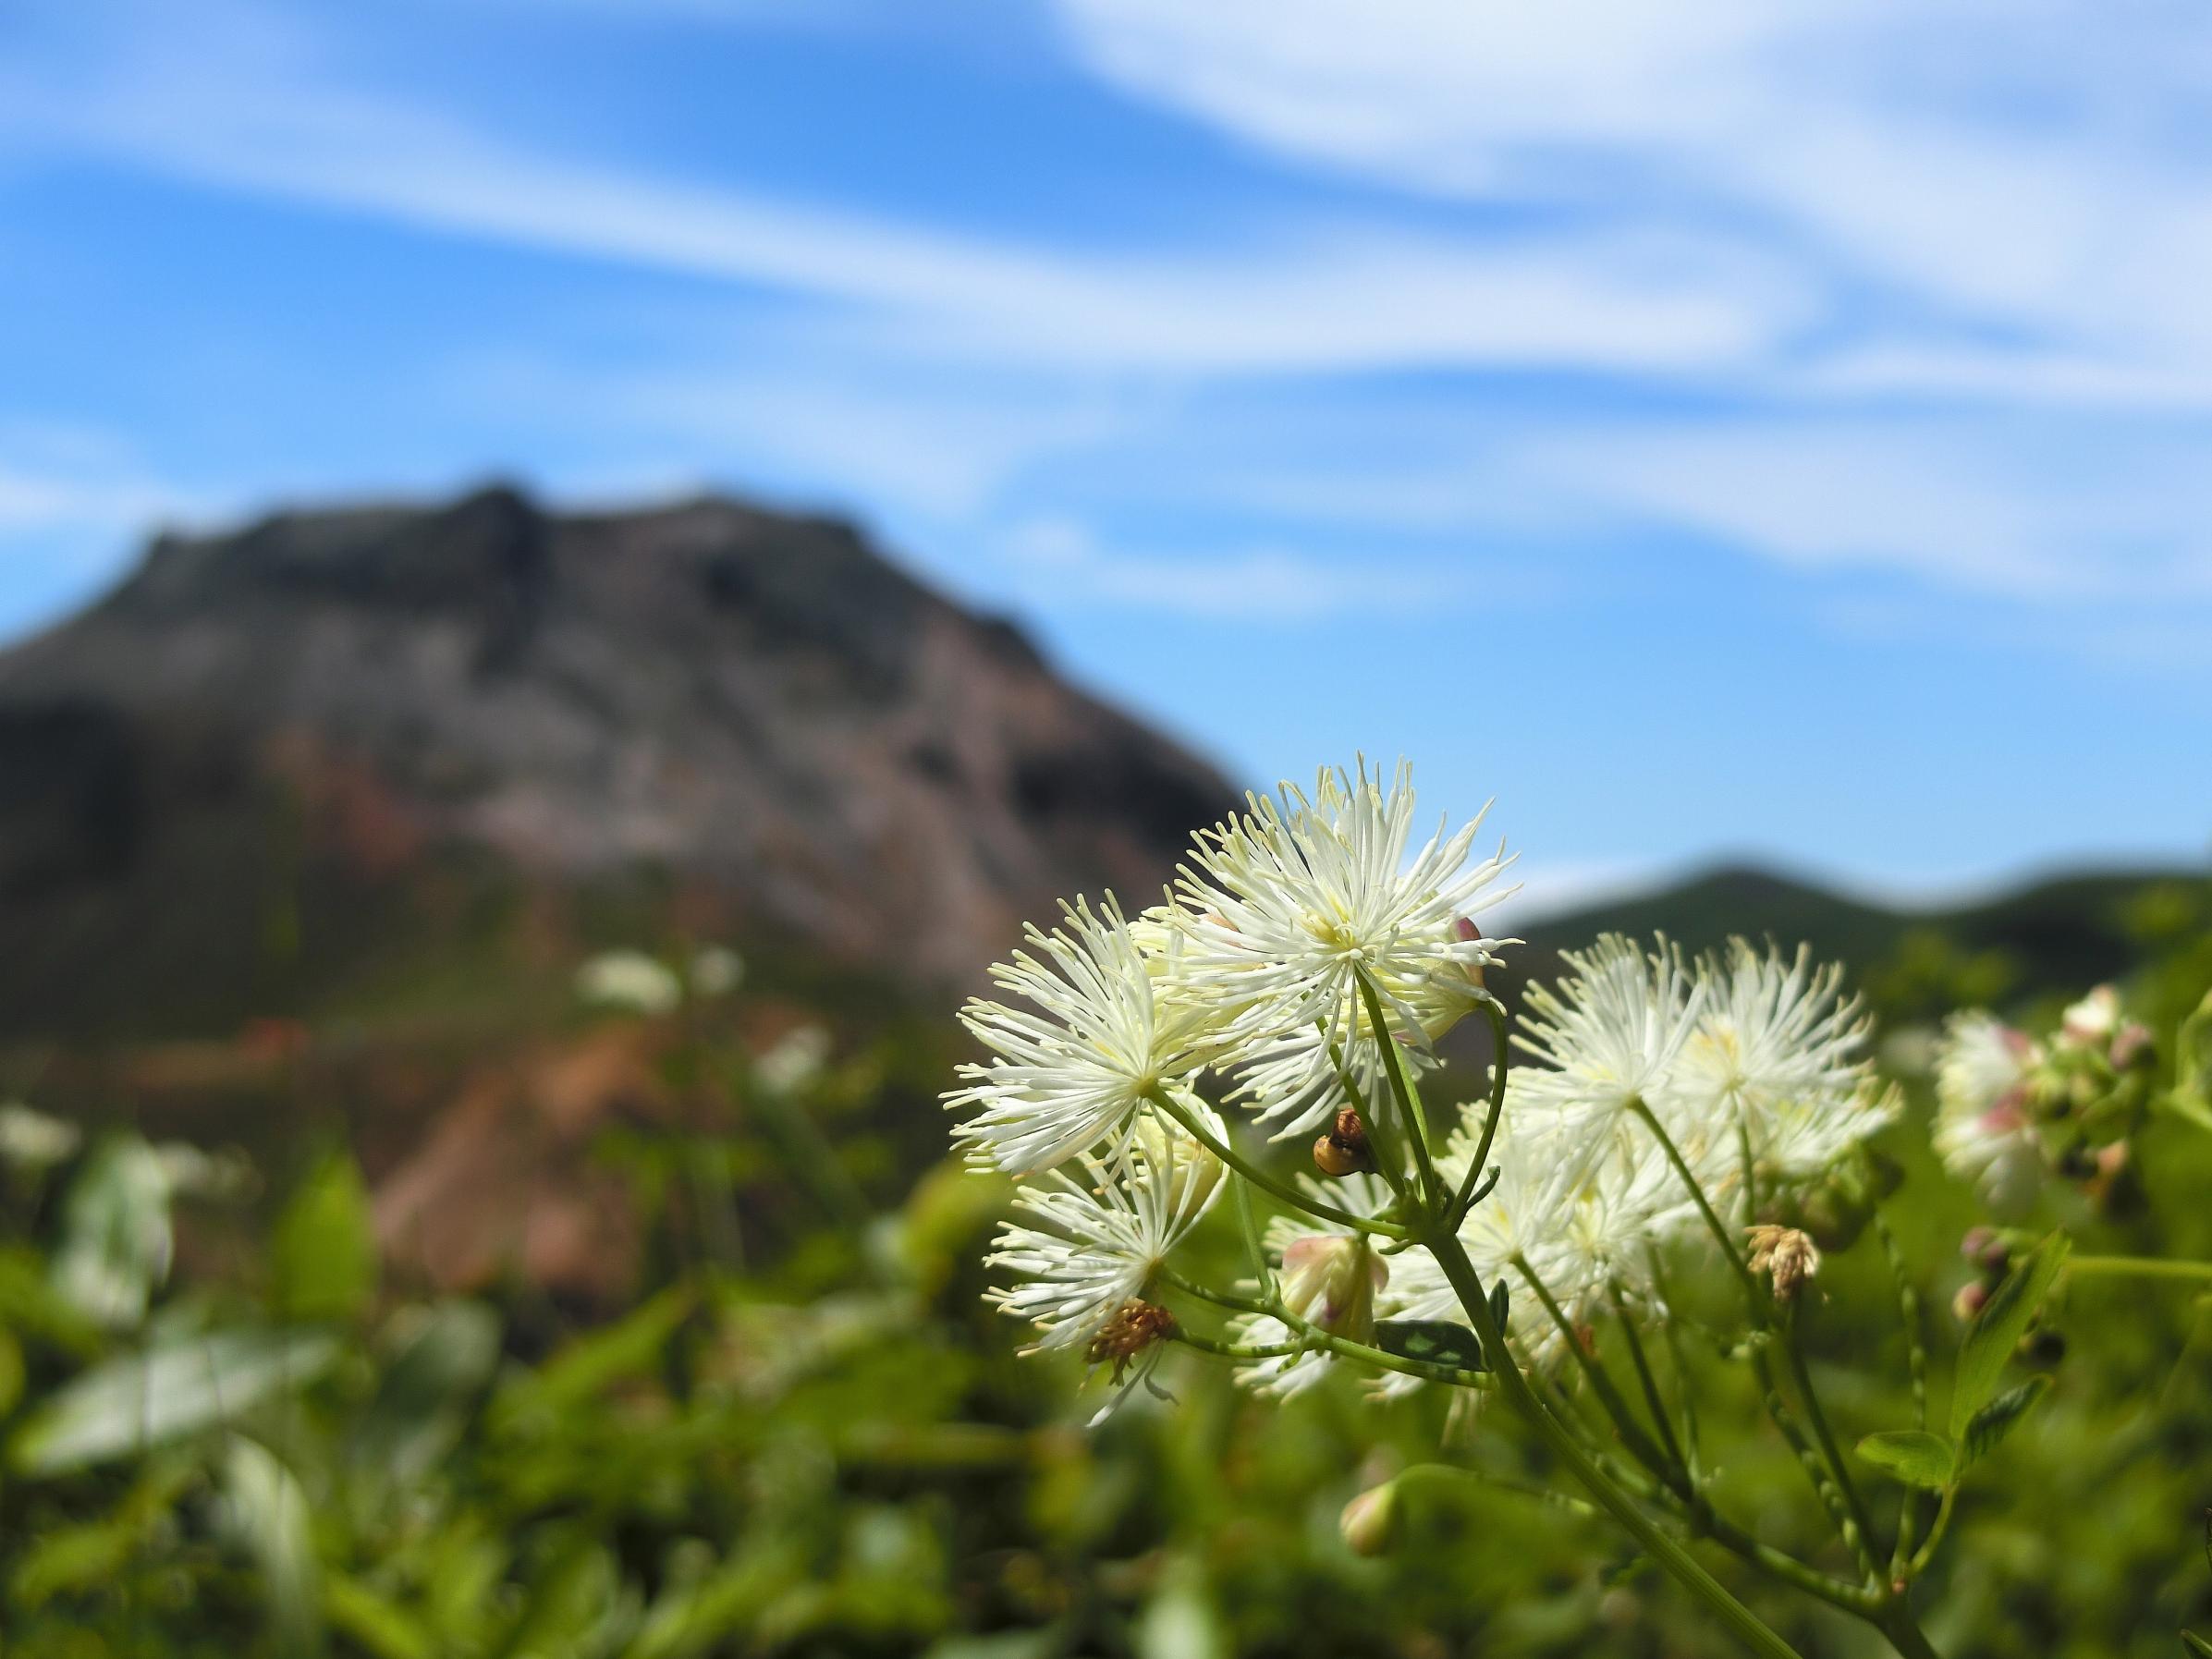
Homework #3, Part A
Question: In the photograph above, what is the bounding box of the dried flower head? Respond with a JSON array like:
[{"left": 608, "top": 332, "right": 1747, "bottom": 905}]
[
  {"left": 1746, "top": 1224, "right": 1823, "bottom": 1300},
  {"left": 1084, "top": 1299, "right": 1178, "bottom": 1383}
]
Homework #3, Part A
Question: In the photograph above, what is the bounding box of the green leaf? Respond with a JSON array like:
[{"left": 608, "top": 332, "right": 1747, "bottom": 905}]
[
  {"left": 223, "top": 1433, "right": 324, "bottom": 1655},
  {"left": 348, "top": 1301, "right": 501, "bottom": 1494},
  {"left": 49, "top": 1136, "right": 173, "bottom": 1330},
  {"left": 1488, "top": 1279, "right": 1510, "bottom": 1334},
  {"left": 2175, "top": 990, "right": 2212, "bottom": 1116},
  {"left": 1961, "top": 1373, "right": 2052, "bottom": 1468},
  {"left": 1375, "top": 1319, "right": 1486, "bottom": 1372},
  {"left": 0, "top": 1247, "right": 102, "bottom": 1356},
  {"left": 1855, "top": 1430, "right": 1957, "bottom": 1491},
  {"left": 0, "top": 1326, "right": 23, "bottom": 1419},
  {"left": 489, "top": 1285, "right": 693, "bottom": 1433},
  {"left": 1950, "top": 1229, "right": 2070, "bottom": 1438},
  {"left": 325, "top": 1571, "right": 437, "bottom": 1659},
  {"left": 271, "top": 1152, "right": 379, "bottom": 1323},
  {"left": 10, "top": 1324, "right": 338, "bottom": 1475},
  {"left": 2181, "top": 1631, "right": 2212, "bottom": 1657}
]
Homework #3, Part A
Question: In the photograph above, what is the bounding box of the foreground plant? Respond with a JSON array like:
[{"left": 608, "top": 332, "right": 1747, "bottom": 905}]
[{"left": 947, "top": 760, "right": 2097, "bottom": 1659}]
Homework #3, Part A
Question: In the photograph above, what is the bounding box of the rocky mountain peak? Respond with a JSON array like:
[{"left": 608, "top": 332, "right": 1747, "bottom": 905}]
[{"left": 0, "top": 483, "right": 1231, "bottom": 1036}]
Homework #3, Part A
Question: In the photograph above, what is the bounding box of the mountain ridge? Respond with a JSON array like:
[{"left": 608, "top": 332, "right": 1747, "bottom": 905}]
[{"left": 0, "top": 482, "right": 1236, "bottom": 1038}]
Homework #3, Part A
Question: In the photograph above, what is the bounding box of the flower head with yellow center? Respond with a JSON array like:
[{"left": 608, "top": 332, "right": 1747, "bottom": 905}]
[{"left": 1170, "top": 758, "right": 1514, "bottom": 1138}]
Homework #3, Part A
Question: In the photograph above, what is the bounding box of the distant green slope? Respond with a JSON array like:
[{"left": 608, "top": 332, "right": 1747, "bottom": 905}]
[{"left": 1510, "top": 862, "right": 2206, "bottom": 1020}]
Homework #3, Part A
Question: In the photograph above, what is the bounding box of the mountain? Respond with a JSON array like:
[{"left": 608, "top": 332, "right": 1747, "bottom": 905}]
[
  {"left": 1512, "top": 862, "right": 2201, "bottom": 1017},
  {"left": 0, "top": 483, "right": 1235, "bottom": 1040}
]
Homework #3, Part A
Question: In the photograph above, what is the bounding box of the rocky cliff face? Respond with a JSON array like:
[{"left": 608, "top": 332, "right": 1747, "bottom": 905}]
[{"left": 0, "top": 484, "right": 1232, "bottom": 1037}]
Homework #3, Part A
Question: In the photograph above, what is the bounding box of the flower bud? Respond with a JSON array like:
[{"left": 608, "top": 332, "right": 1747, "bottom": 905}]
[
  {"left": 1952, "top": 1280, "right": 1988, "bottom": 1324},
  {"left": 1454, "top": 915, "right": 1487, "bottom": 994},
  {"left": 2059, "top": 986, "right": 2120, "bottom": 1049},
  {"left": 1313, "top": 1107, "right": 1371, "bottom": 1177},
  {"left": 2110, "top": 1021, "right": 2154, "bottom": 1071},
  {"left": 1338, "top": 1481, "right": 1400, "bottom": 1557},
  {"left": 1280, "top": 1234, "right": 1387, "bottom": 1342}
]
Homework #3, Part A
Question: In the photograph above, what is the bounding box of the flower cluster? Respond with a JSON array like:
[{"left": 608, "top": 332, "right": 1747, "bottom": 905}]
[
  {"left": 1933, "top": 984, "right": 2153, "bottom": 1214},
  {"left": 1381, "top": 934, "right": 1893, "bottom": 1378},
  {"left": 947, "top": 760, "right": 1896, "bottom": 1407}
]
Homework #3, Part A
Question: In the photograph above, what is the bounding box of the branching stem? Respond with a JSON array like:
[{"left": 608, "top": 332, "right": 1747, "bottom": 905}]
[{"left": 1144, "top": 1086, "right": 1411, "bottom": 1240}]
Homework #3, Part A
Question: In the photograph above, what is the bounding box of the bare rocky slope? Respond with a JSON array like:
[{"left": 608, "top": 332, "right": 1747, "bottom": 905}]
[{"left": 0, "top": 483, "right": 1234, "bottom": 1039}]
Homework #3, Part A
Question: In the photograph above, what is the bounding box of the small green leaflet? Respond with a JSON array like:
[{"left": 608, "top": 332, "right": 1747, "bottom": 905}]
[
  {"left": 1375, "top": 1320, "right": 1486, "bottom": 1372},
  {"left": 1950, "top": 1230, "right": 2070, "bottom": 1439},
  {"left": 2181, "top": 1631, "right": 2212, "bottom": 1658},
  {"left": 1961, "top": 1374, "right": 2052, "bottom": 1468},
  {"left": 1854, "top": 1431, "right": 1956, "bottom": 1492}
]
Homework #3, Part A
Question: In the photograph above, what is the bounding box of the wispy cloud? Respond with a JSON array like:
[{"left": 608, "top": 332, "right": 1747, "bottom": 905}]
[
  {"left": 1002, "top": 517, "right": 1464, "bottom": 622},
  {"left": 1048, "top": 0, "right": 2212, "bottom": 404},
  {"left": 0, "top": 422, "right": 206, "bottom": 547},
  {"left": 1, "top": 1, "right": 1803, "bottom": 380}
]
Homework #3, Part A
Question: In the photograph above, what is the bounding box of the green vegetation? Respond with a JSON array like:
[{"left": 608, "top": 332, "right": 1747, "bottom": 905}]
[{"left": 3, "top": 879, "right": 2211, "bottom": 1655}]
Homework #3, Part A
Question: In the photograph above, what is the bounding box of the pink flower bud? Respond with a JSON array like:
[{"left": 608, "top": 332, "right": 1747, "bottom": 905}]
[
  {"left": 1280, "top": 1235, "right": 1387, "bottom": 1342},
  {"left": 1339, "top": 1482, "right": 1400, "bottom": 1556}
]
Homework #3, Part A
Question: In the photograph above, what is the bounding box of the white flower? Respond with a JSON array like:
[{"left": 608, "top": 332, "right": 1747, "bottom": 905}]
[
  {"left": 575, "top": 949, "right": 683, "bottom": 1016},
  {"left": 984, "top": 1107, "right": 1224, "bottom": 1353},
  {"left": 1513, "top": 936, "right": 1703, "bottom": 1165},
  {"left": 690, "top": 945, "right": 745, "bottom": 998},
  {"left": 1667, "top": 941, "right": 1893, "bottom": 1185},
  {"left": 2058, "top": 985, "right": 2120, "bottom": 1050},
  {"left": 0, "top": 1102, "right": 79, "bottom": 1170},
  {"left": 947, "top": 895, "right": 1209, "bottom": 1176},
  {"left": 1934, "top": 1011, "right": 2045, "bottom": 1213},
  {"left": 1170, "top": 759, "right": 1515, "bottom": 1137},
  {"left": 755, "top": 1025, "right": 831, "bottom": 1095}
]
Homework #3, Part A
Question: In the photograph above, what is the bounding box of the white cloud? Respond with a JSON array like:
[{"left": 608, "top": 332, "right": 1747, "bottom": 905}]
[
  {"left": 0, "top": 425, "right": 207, "bottom": 549},
  {"left": 1000, "top": 519, "right": 1463, "bottom": 622},
  {"left": 456, "top": 359, "right": 1132, "bottom": 520},
  {"left": 1048, "top": 0, "right": 2212, "bottom": 396},
  {"left": 1506, "top": 418, "right": 2212, "bottom": 604},
  {"left": 0, "top": 2, "right": 1803, "bottom": 380}
]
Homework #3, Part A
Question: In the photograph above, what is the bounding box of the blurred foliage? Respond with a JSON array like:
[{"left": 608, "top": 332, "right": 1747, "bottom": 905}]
[{"left": 2, "top": 899, "right": 2211, "bottom": 1658}]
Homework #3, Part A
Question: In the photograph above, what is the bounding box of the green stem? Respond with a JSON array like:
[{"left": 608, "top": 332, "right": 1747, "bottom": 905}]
[
  {"left": 1632, "top": 1098, "right": 1884, "bottom": 1587},
  {"left": 1752, "top": 1337, "right": 1868, "bottom": 1570},
  {"left": 1233, "top": 1171, "right": 1277, "bottom": 1301},
  {"left": 1880, "top": 1609, "right": 1944, "bottom": 1659},
  {"left": 1908, "top": 1490, "right": 1956, "bottom": 1580},
  {"left": 1647, "top": 1247, "right": 1705, "bottom": 1485},
  {"left": 1631, "top": 1099, "right": 1763, "bottom": 1310},
  {"left": 1609, "top": 1279, "right": 1692, "bottom": 1480},
  {"left": 1876, "top": 1214, "right": 1929, "bottom": 1581},
  {"left": 1447, "top": 1000, "right": 1511, "bottom": 1227},
  {"left": 1399, "top": 1458, "right": 1598, "bottom": 1519},
  {"left": 1144, "top": 1086, "right": 1411, "bottom": 1240},
  {"left": 1170, "top": 1329, "right": 1309, "bottom": 1360},
  {"left": 2065, "top": 1254, "right": 2212, "bottom": 1283},
  {"left": 1158, "top": 1267, "right": 1488, "bottom": 1391},
  {"left": 1355, "top": 971, "right": 1447, "bottom": 1213},
  {"left": 1779, "top": 1306, "right": 1886, "bottom": 1581},
  {"left": 1513, "top": 1257, "right": 1686, "bottom": 1497},
  {"left": 1423, "top": 1226, "right": 1806, "bottom": 1659}
]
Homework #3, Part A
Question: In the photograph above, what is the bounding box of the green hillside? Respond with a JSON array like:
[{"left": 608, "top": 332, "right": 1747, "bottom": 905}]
[{"left": 1515, "top": 862, "right": 2207, "bottom": 1022}]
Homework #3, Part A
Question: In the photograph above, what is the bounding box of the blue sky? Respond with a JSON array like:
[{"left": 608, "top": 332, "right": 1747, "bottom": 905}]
[{"left": 2, "top": 0, "right": 2208, "bottom": 915}]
